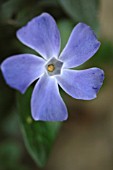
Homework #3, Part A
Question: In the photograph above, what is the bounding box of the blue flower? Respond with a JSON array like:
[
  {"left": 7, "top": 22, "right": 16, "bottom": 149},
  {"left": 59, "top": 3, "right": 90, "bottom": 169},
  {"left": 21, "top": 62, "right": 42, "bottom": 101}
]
[{"left": 1, "top": 13, "right": 104, "bottom": 121}]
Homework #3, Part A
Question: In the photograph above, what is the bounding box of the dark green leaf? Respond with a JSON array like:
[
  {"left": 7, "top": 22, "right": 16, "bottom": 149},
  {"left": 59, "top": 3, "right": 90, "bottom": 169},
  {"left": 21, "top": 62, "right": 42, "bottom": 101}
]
[
  {"left": 17, "top": 87, "right": 61, "bottom": 167},
  {"left": 59, "top": 0, "right": 100, "bottom": 30}
]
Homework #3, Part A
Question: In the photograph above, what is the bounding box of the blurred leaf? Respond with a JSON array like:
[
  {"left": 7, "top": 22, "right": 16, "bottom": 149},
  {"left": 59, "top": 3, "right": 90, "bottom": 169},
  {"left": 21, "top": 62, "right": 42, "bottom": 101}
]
[
  {"left": 0, "top": 74, "right": 15, "bottom": 121},
  {"left": 16, "top": 0, "right": 61, "bottom": 26},
  {"left": 59, "top": 0, "right": 100, "bottom": 30},
  {"left": 0, "top": 0, "right": 43, "bottom": 26},
  {"left": 58, "top": 19, "right": 73, "bottom": 50},
  {"left": 87, "top": 40, "right": 113, "bottom": 66},
  {"left": 0, "top": 141, "right": 24, "bottom": 170},
  {"left": 2, "top": 110, "right": 20, "bottom": 136},
  {"left": 17, "top": 87, "right": 61, "bottom": 167},
  {"left": 0, "top": 0, "right": 22, "bottom": 23},
  {"left": 0, "top": 0, "right": 60, "bottom": 26}
]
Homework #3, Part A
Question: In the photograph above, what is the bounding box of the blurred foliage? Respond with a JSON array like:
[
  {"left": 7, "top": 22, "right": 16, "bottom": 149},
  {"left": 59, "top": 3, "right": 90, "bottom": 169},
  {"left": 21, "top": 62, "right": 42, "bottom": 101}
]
[
  {"left": 0, "top": 141, "right": 25, "bottom": 170},
  {"left": 0, "top": 0, "right": 112, "bottom": 169},
  {"left": 0, "top": 76, "right": 15, "bottom": 121},
  {"left": 59, "top": 0, "right": 100, "bottom": 30},
  {"left": 58, "top": 19, "right": 74, "bottom": 51},
  {"left": 84, "top": 40, "right": 113, "bottom": 69}
]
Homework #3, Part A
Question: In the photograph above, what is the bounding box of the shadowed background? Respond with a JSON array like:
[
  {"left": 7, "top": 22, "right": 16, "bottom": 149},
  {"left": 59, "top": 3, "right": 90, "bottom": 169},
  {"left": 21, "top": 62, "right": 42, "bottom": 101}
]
[{"left": 0, "top": 0, "right": 113, "bottom": 170}]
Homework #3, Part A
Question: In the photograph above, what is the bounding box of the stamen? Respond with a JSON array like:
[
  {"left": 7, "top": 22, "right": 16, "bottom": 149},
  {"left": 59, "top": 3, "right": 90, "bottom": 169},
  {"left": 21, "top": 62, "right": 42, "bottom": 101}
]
[{"left": 47, "top": 64, "right": 55, "bottom": 72}]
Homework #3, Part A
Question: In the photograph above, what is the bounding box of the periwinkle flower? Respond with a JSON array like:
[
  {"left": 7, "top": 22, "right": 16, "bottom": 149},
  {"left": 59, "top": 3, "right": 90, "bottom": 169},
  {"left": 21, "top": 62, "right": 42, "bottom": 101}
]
[{"left": 1, "top": 13, "right": 104, "bottom": 121}]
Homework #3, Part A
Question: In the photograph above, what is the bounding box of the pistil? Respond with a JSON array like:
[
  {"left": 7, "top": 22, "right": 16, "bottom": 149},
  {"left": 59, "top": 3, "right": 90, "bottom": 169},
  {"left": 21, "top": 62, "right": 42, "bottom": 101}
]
[{"left": 47, "top": 64, "right": 55, "bottom": 72}]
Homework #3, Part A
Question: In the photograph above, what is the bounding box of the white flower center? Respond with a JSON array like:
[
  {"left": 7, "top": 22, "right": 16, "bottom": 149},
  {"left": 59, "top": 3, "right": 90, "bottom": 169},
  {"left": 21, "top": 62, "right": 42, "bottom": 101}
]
[{"left": 45, "top": 57, "right": 63, "bottom": 76}]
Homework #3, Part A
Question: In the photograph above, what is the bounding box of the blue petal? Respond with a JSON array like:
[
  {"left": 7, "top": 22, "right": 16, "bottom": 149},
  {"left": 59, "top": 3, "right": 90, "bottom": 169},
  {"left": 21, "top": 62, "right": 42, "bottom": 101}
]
[
  {"left": 31, "top": 74, "right": 68, "bottom": 121},
  {"left": 17, "top": 13, "right": 61, "bottom": 60},
  {"left": 56, "top": 68, "right": 104, "bottom": 100},
  {"left": 59, "top": 23, "right": 100, "bottom": 68},
  {"left": 1, "top": 54, "right": 45, "bottom": 93}
]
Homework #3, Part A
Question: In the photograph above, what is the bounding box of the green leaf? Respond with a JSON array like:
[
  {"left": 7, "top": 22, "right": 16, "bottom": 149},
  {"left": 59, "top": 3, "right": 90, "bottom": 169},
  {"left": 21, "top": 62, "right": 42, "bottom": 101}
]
[
  {"left": 89, "top": 40, "right": 113, "bottom": 65},
  {"left": 58, "top": 19, "right": 73, "bottom": 51},
  {"left": 59, "top": 0, "right": 100, "bottom": 30},
  {"left": 17, "top": 87, "right": 61, "bottom": 168}
]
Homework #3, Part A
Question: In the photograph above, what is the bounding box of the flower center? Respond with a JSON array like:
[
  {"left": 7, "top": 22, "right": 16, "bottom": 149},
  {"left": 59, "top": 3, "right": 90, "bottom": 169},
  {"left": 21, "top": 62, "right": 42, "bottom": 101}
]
[
  {"left": 47, "top": 64, "right": 55, "bottom": 72},
  {"left": 45, "top": 57, "right": 63, "bottom": 76}
]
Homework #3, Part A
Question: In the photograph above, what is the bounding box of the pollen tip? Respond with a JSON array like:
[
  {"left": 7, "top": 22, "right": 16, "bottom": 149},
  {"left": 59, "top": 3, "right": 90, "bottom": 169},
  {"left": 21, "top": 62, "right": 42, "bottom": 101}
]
[{"left": 47, "top": 64, "right": 55, "bottom": 72}]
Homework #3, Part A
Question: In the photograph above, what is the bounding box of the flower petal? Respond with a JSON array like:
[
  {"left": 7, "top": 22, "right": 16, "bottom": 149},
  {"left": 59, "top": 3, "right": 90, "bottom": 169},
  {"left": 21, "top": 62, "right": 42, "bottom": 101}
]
[
  {"left": 1, "top": 54, "right": 45, "bottom": 93},
  {"left": 56, "top": 68, "right": 104, "bottom": 100},
  {"left": 31, "top": 74, "right": 68, "bottom": 121},
  {"left": 17, "top": 13, "right": 61, "bottom": 60},
  {"left": 59, "top": 23, "right": 100, "bottom": 68}
]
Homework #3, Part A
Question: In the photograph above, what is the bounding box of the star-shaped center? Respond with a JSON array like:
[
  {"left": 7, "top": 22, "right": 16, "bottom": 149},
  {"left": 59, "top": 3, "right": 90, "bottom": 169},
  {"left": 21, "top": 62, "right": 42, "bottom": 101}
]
[{"left": 45, "top": 57, "right": 63, "bottom": 76}]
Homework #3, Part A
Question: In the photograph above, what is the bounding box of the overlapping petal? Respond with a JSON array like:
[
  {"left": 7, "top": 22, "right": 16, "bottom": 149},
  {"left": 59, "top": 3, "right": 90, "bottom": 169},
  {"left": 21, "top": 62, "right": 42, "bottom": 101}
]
[
  {"left": 17, "top": 13, "right": 61, "bottom": 60},
  {"left": 1, "top": 54, "right": 45, "bottom": 93},
  {"left": 59, "top": 23, "right": 100, "bottom": 68},
  {"left": 56, "top": 68, "right": 104, "bottom": 100},
  {"left": 31, "top": 74, "right": 68, "bottom": 121}
]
